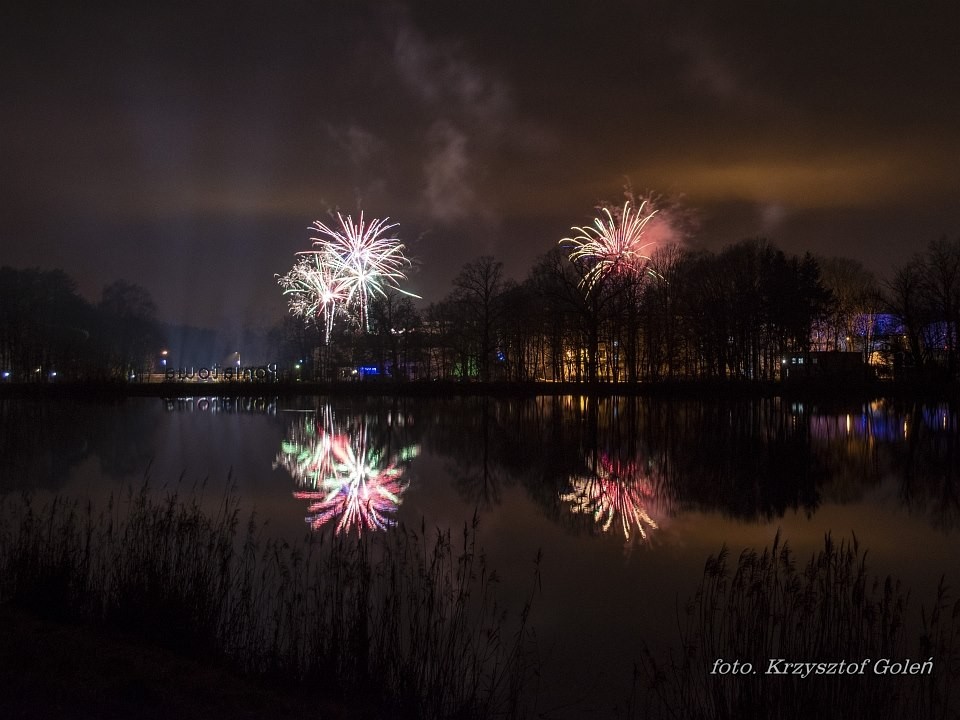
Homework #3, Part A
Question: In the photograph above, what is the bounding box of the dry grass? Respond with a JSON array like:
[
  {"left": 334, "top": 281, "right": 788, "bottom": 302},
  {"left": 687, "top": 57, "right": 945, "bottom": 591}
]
[
  {"left": 633, "top": 531, "right": 960, "bottom": 720},
  {"left": 0, "top": 483, "right": 539, "bottom": 719}
]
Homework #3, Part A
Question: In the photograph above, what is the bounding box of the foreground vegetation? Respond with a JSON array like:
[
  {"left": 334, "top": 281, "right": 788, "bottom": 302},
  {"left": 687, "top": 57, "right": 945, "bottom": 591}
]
[
  {"left": 634, "top": 532, "right": 960, "bottom": 720},
  {"left": 0, "top": 484, "right": 538, "bottom": 719},
  {"left": 3, "top": 481, "right": 958, "bottom": 719}
]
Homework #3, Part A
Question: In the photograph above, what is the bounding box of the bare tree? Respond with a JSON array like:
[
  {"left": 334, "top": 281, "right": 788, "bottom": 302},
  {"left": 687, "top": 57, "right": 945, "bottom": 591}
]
[
  {"left": 922, "top": 237, "right": 960, "bottom": 378},
  {"left": 451, "top": 256, "right": 508, "bottom": 382},
  {"left": 367, "top": 289, "right": 422, "bottom": 379},
  {"left": 817, "top": 256, "right": 882, "bottom": 358},
  {"left": 97, "top": 280, "right": 161, "bottom": 379}
]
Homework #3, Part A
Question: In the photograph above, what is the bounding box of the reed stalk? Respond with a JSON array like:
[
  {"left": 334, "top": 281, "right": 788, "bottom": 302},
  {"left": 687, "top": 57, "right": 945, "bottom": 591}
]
[
  {"left": 634, "top": 531, "right": 959, "bottom": 720},
  {"left": 0, "top": 483, "right": 539, "bottom": 719}
]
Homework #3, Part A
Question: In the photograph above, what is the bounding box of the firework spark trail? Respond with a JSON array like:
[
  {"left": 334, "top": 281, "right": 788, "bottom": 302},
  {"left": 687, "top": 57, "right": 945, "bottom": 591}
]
[
  {"left": 276, "top": 406, "right": 417, "bottom": 535},
  {"left": 312, "top": 214, "right": 390, "bottom": 330},
  {"left": 560, "top": 453, "right": 659, "bottom": 543},
  {"left": 274, "top": 405, "right": 341, "bottom": 487},
  {"left": 291, "top": 212, "right": 420, "bottom": 337},
  {"left": 561, "top": 201, "right": 661, "bottom": 293},
  {"left": 277, "top": 212, "right": 419, "bottom": 341},
  {"left": 277, "top": 252, "right": 348, "bottom": 343},
  {"left": 294, "top": 426, "right": 406, "bottom": 533}
]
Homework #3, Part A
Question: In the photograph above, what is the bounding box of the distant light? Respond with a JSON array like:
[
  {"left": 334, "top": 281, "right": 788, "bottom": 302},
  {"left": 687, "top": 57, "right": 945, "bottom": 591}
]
[
  {"left": 1, "top": 371, "right": 9, "bottom": 379},
  {"left": 50, "top": 371, "right": 57, "bottom": 378},
  {"left": 161, "top": 350, "right": 168, "bottom": 356},
  {"left": 295, "top": 363, "right": 301, "bottom": 369}
]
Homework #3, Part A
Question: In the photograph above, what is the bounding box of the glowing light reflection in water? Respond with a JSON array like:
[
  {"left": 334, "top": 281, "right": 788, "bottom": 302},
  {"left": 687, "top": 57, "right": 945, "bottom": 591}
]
[
  {"left": 561, "top": 452, "right": 662, "bottom": 546},
  {"left": 275, "top": 405, "right": 419, "bottom": 534}
]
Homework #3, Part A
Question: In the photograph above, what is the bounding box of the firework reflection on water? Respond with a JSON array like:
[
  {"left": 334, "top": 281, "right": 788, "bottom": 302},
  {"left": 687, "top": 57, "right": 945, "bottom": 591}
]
[{"left": 275, "top": 405, "right": 419, "bottom": 535}]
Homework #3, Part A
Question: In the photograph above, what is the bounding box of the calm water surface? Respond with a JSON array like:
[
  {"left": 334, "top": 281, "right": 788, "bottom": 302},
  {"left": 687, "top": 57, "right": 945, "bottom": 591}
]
[{"left": 1, "top": 395, "right": 958, "bottom": 716}]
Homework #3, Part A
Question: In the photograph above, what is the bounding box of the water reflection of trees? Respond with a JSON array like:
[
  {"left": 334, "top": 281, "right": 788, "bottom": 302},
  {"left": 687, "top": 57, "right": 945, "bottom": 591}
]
[
  {"left": 890, "top": 401, "right": 959, "bottom": 530},
  {"left": 275, "top": 402, "right": 420, "bottom": 535},
  {"left": 656, "top": 398, "right": 823, "bottom": 520},
  {"left": 0, "top": 399, "right": 161, "bottom": 490},
  {"left": 803, "top": 399, "right": 960, "bottom": 529},
  {"left": 421, "top": 397, "right": 537, "bottom": 510},
  {"left": 0, "top": 400, "right": 89, "bottom": 490},
  {"left": 537, "top": 397, "right": 823, "bottom": 527},
  {"left": 422, "top": 396, "right": 960, "bottom": 533},
  {"left": 422, "top": 397, "right": 669, "bottom": 542},
  {"left": 560, "top": 451, "right": 660, "bottom": 546}
]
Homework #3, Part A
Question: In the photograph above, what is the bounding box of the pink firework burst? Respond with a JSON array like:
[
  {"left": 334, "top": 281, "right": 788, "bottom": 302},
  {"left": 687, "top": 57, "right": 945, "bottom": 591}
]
[
  {"left": 561, "top": 201, "right": 661, "bottom": 293},
  {"left": 561, "top": 453, "right": 659, "bottom": 542}
]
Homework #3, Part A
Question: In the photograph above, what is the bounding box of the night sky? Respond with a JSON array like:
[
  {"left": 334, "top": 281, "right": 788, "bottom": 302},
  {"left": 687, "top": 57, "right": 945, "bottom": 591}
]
[{"left": 3, "top": 1, "right": 959, "bottom": 330}]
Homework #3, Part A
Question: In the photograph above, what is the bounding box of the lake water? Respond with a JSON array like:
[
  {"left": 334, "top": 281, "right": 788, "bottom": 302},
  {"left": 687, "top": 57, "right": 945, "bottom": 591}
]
[{"left": 1, "top": 394, "right": 958, "bottom": 717}]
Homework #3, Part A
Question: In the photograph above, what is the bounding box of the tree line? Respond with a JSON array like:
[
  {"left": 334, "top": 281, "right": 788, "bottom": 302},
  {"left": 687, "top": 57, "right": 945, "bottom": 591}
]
[
  {"left": 0, "top": 267, "right": 161, "bottom": 381},
  {"left": 306, "top": 235, "right": 960, "bottom": 384},
  {"left": 419, "top": 241, "right": 828, "bottom": 383},
  {"left": 4, "top": 234, "right": 959, "bottom": 385}
]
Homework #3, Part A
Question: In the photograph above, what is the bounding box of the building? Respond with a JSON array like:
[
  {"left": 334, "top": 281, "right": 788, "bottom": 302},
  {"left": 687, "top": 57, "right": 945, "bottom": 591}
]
[{"left": 781, "top": 351, "right": 866, "bottom": 381}]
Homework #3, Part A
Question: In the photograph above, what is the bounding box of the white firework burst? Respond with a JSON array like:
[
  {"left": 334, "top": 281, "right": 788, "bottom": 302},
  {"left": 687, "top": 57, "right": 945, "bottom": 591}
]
[{"left": 277, "top": 211, "right": 419, "bottom": 341}]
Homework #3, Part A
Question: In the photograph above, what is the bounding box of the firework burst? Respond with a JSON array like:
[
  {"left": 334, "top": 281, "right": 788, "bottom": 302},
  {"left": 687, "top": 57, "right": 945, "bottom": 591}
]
[
  {"left": 294, "top": 426, "right": 406, "bottom": 533},
  {"left": 561, "top": 201, "right": 661, "bottom": 293},
  {"left": 277, "top": 212, "right": 419, "bottom": 340},
  {"left": 277, "top": 252, "right": 348, "bottom": 343},
  {"left": 560, "top": 453, "right": 659, "bottom": 543},
  {"left": 276, "top": 407, "right": 418, "bottom": 535},
  {"left": 274, "top": 405, "right": 340, "bottom": 483}
]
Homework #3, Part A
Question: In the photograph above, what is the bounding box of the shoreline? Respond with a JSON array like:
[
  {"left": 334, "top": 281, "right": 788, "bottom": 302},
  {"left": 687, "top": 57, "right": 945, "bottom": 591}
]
[{"left": 1, "top": 378, "right": 957, "bottom": 401}]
